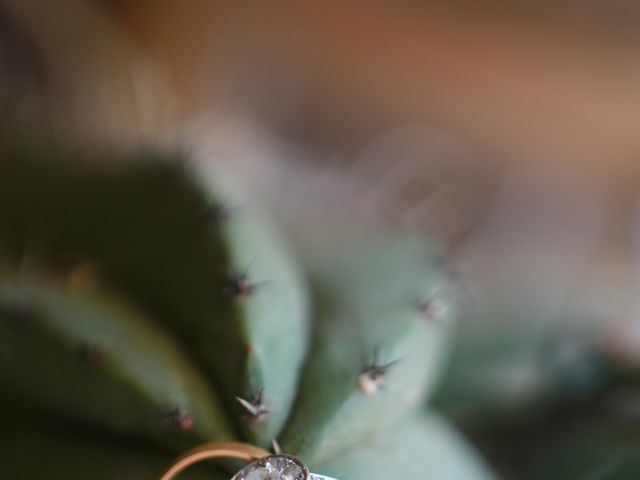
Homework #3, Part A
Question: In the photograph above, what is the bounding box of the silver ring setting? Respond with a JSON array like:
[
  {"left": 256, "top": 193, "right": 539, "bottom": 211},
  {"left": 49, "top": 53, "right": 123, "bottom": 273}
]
[{"left": 231, "top": 454, "right": 337, "bottom": 480}]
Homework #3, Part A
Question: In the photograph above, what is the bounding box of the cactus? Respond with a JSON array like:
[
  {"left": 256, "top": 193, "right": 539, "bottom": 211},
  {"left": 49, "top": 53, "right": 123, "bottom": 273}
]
[
  {"left": 280, "top": 234, "right": 455, "bottom": 465},
  {"left": 194, "top": 164, "right": 310, "bottom": 446},
  {"left": 316, "top": 413, "right": 496, "bottom": 480},
  {"left": 0, "top": 130, "right": 494, "bottom": 479},
  {"left": 0, "top": 135, "right": 309, "bottom": 448},
  {"left": 0, "top": 269, "right": 231, "bottom": 448}
]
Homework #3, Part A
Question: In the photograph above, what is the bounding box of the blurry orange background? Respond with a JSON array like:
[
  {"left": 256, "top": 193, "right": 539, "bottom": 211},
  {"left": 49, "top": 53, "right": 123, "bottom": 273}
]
[{"left": 103, "top": 1, "right": 640, "bottom": 181}]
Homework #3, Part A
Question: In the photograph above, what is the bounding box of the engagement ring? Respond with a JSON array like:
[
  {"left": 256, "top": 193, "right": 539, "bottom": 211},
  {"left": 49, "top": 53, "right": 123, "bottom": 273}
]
[{"left": 159, "top": 441, "right": 338, "bottom": 480}]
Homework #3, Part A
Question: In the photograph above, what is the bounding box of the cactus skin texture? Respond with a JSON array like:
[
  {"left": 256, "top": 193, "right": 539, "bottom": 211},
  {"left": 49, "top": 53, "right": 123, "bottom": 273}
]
[
  {"left": 0, "top": 139, "right": 309, "bottom": 448},
  {"left": 0, "top": 132, "right": 496, "bottom": 479},
  {"left": 316, "top": 414, "right": 496, "bottom": 480},
  {"left": 0, "top": 271, "right": 231, "bottom": 448},
  {"left": 281, "top": 234, "right": 455, "bottom": 465},
  {"left": 192, "top": 164, "right": 310, "bottom": 447}
]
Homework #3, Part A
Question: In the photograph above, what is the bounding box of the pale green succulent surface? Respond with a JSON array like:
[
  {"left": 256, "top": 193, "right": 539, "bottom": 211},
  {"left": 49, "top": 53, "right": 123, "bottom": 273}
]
[
  {"left": 0, "top": 126, "right": 494, "bottom": 480},
  {"left": 3, "top": 117, "right": 640, "bottom": 480},
  {"left": 0, "top": 125, "right": 501, "bottom": 480}
]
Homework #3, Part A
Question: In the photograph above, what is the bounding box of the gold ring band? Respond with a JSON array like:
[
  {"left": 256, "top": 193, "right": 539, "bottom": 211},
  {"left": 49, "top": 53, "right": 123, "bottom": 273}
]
[{"left": 159, "top": 441, "right": 271, "bottom": 480}]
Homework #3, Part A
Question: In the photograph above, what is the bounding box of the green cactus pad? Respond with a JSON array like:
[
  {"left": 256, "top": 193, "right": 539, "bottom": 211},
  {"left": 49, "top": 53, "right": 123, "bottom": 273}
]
[
  {"left": 194, "top": 165, "right": 310, "bottom": 446},
  {"left": 0, "top": 271, "right": 231, "bottom": 448},
  {"left": 280, "top": 234, "right": 455, "bottom": 464},
  {"left": 0, "top": 138, "right": 309, "bottom": 446},
  {"left": 315, "top": 413, "right": 496, "bottom": 480}
]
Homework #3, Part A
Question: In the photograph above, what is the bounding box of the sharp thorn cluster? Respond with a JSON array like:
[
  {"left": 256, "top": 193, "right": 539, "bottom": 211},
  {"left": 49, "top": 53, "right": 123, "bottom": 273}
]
[
  {"left": 357, "top": 348, "right": 400, "bottom": 395},
  {"left": 224, "top": 273, "right": 257, "bottom": 298},
  {"left": 236, "top": 390, "right": 269, "bottom": 425},
  {"left": 417, "top": 297, "right": 448, "bottom": 324},
  {"left": 163, "top": 407, "right": 195, "bottom": 432},
  {"left": 271, "top": 438, "right": 282, "bottom": 455}
]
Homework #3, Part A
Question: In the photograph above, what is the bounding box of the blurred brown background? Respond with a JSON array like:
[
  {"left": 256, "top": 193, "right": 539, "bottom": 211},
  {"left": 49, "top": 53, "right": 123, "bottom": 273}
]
[
  {"left": 3, "top": 0, "right": 639, "bottom": 307},
  {"left": 4, "top": 1, "right": 640, "bottom": 169}
]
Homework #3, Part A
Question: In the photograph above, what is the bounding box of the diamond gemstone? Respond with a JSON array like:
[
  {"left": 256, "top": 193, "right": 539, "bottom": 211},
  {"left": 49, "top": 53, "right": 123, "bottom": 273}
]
[{"left": 232, "top": 455, "right": 308, "bottom": 480}]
